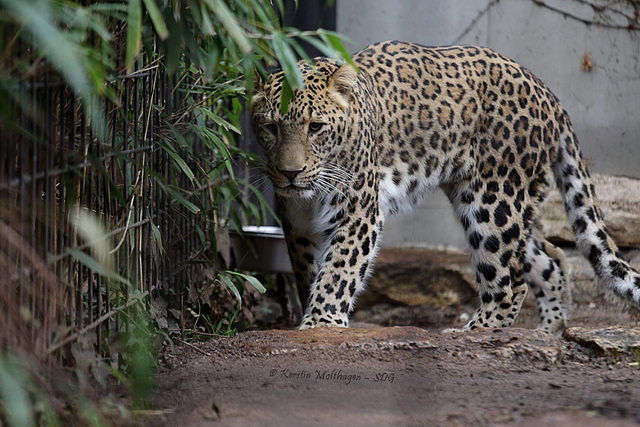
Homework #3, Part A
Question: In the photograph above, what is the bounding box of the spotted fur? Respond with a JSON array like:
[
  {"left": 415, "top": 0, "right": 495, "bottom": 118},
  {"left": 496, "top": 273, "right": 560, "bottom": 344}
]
[{"left": 250, "top": 40, "right": 640, "bottom": 332}]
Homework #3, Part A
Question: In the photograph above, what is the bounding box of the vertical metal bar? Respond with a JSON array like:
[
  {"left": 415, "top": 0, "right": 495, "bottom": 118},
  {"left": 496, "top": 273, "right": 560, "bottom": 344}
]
[
  {"left": 144, "top": 69, "right": 151, "bottom": 295},
  {"left": 44, "top": 75, "right": 54, "bottom": 353},
  {"left": 129, "top": 68, "right": 139, "bottom": 329},
  {"left": 167, "top": 72, "right": 174, "bottom": 294},
  {"left": 62, "top": 87, "right": 75, "bottom": 328},
  {"left": 119, "top": 77, "right": 130, "bottom": 337},
  {"left": 148, "top": 68, "right": 156, "bottom": 294},
  {"left": 108, "top": 91, "right": 118, "bottom": 342},
  {"left": 0, "top": 114, "right": 8, "bottom": 180},
  {"left": 6, "top": 120, "right": 15, "bottom": 182},
  {"left": 87, "top": 145, "right": 95, "bottom": 330},
  {"left": 18, "top": 33, "right": 28, "bottom": 351},
  {"left": 156, "top": 71, "right": 163, "bottom": 294},
  {"left": 29, "top": 76, "right": 38, "bottom": 346},
  {"left": 96, "top": 99, "right": 108, "bottom": 354},
  {"left": 54, "top": 90, "right": 64, "bottom": 365},
  {"left": 160, "top": 72, "right": 169, "bottom": 294},
  {"left": 138, "top": 70, "right": 146, "bottom": 295},
  {"left": 76, "top": 96, "right": 84, "bottom": 331}
]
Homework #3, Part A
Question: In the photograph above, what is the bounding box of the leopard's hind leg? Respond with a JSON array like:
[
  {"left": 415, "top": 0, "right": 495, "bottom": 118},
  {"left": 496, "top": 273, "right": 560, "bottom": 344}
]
[
  {"left": 523, "top": 229, "right": 571, "bottom": 333},
  {"left": 447, "top": 181, "right": 530, "bottom": 330}
]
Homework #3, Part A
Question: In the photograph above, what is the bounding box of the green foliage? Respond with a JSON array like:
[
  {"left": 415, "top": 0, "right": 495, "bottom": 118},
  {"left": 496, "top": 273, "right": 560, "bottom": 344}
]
[
  {"left": 121, "top": 304, "right": 157, "bottom": 408},
  {"left": 0, "top": 353, "right": 110, "bottom": 427},
  {"left": 1, "top": 1, "right": 354, "bottom": 419},
  {"left": 0, "top": 0, "right": 120, "bottom": 138},
  {"left": 1, "top": 0, "right": 354, "bottom": 135},
  {"left": 2, "top": 0, "right": 353, "bottom": 312},
  {"left": 0, "top": 356, "right": 36, "bottom": 427}
]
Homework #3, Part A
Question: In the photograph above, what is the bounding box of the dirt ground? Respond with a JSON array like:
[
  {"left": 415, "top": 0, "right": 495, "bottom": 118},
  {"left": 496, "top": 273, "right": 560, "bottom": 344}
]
[
  {"left": 144, "top": 248, "right": 640, "bottom": 427},
  {"left": 147, "top": 324, "right": 640, "bottom": 427}
]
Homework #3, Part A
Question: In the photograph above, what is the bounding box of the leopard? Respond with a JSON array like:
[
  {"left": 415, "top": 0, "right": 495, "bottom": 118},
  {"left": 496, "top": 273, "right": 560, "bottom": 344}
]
[{"left": 250, "top": 40, "right": 640, "bottom": 332}]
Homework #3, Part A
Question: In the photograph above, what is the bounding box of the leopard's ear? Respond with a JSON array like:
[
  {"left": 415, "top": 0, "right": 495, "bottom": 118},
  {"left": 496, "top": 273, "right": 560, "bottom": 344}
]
[
  {"left": 249, "top": 70, "right": 266, "bottom": 111},
  {"left": 328, "top": 63, "right": 357, "bottom": 110}
]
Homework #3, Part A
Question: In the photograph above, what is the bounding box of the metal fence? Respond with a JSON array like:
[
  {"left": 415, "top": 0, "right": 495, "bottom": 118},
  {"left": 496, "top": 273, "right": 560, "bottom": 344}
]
[
  {"left": 0, "top": 0, "right": 337, "bottom": 360},
  {"left": 0, "top": 60, "right": 202, "bottom": 358}
]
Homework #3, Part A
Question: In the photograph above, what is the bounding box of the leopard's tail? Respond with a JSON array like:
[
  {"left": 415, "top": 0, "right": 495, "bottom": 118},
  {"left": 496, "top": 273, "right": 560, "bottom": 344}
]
[{"left": 553, "top": 112, "right": 640, "bottom": 306}]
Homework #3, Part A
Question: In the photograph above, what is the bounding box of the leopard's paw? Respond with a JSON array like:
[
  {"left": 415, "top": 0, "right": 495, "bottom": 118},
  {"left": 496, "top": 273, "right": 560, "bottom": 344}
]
[{"left": 299, "top": 314, "right": 349, "bottom": 330}]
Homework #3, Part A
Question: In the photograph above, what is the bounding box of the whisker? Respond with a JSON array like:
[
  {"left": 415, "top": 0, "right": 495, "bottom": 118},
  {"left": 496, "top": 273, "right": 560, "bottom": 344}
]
[
  {"left": 322, "top": 162, "right": 355, "bottom": 185},
  {"left": 331, "top": 163, "right": 355, "bottom": 180},
  {"left": 249, "top": 173, "right": 271, "bottom": 186},
  {"left": 314, "top": 175, "right": 351, "bottom": 208},
  {"left": 318, "top": 171, "right": 353, "bottom": 191}
]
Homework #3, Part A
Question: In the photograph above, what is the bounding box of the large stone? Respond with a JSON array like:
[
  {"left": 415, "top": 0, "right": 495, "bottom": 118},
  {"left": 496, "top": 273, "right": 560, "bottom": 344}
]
[
  {"left": 354, "top": 246, "right": 639, "bottom": 330},
  {"left": 540, "top": 174, "right": 640, "bottom": 248},
  {"left": 564, "top": 326, "right": 640, "bottom": 355},
  {"left": 358, "top": 247, "right": 477, "bottom": 309}
]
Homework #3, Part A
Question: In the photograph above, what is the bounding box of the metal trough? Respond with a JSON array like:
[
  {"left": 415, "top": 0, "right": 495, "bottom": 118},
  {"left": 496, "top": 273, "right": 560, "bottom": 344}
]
[{"left": 229, "top": 226, "right": 293, "bottom": 274}]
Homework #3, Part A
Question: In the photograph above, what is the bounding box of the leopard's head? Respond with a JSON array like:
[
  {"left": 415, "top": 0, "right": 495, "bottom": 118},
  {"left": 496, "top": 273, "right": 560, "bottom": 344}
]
[{"left": 250, "top": 58, "right": 357, "bottom": 199}]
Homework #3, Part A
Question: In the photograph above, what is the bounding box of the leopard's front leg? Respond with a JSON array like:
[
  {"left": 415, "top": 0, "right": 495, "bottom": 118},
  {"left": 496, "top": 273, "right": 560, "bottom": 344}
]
[
  {"left": 302, "top": 209, "right": 383, "bottom": 328},
  {"left": 279, "top": 210, "right": 319, "bottom": 309},
  {"left": 282, "top": 193, "right": 384, "bottom": 329}
]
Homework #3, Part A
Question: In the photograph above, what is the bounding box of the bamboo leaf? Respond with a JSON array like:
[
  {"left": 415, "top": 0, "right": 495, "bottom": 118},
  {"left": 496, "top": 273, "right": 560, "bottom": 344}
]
[
  {"left": 199, "top": 108, "right": 241, "bottom": 134},
  {"left": 199, "top": 2, "right": 216, "bottom": 35},
  {"left": 319, "top": 30, "right": 359, "bottom": 71},
  {"left": 142, "top": 0, "right": 169, "bottom": 40},
  {"left": 66, "top": 248, "right": 131, "bottom": 286},
  {"left": 158, "top": 138, "right": 197, "bottom": 185},
  {"left": 0, "top": 358, "right": 35, "bottom": 427},
  {"left": 219, "top": 274, "right": 242, "bottom": 307},
  {"left": 279, "top": 77, "right": 294, "bottom": 115},
  {"left": 195, "top": 225, "right": 206, "bottom": 246},
  {"left": 206, "top": 0, "right": 252, "bottom": 53},
  {"left": 286, "top": 34, "right": 314, "bottom": 64},
  {"left": 164, "top": 7, "right": 182, "bottom": 73},
  {"left": 195, "top": 126, "right": 235, "bottom": 180},
  {"left": 166, "top": 123, "right": 189, "bottom": 149},
  {"left": 250, "top": 0, "right": 279, "bottom": 27},
  {"left": 228, "top": 271, "right": 266, "bottom": 294},
  {"left": 272, "top": 31, "right": 304, "bottom": 90},
  {"left": 299, "top": 32, "right": 338, "bottom": 58},
  {"left": 125, "top": 0, "right": 142, "bottom": 70},
  {"left": 165, "top": 186, "right": 201, "bottom": 214},
  {"left": 243, "top": 181, "right": 281, "bottom": 226},
  {"left": 151, "top": 222, "right": 164, "bottom": 254},
  {"left": 1, "top": 0, "right": 93, "bottom": 109}
]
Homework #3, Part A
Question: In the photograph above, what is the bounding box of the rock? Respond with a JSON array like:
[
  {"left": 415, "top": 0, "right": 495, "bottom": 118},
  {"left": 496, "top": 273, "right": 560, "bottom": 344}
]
[
  {"left": 453, "top": 328, "right": 563, "bottom": 365},
  {"left": 560, "top": 249, "right": 640, "bottom": 325},
  {"left": 564, "top": 326, "right": 640, "bottom": 355},
  {"left": 540, "top": 174, "right": 640, "bottom": 248},
  {"left": 242, "top": 326, "right": 439, "bottom": 354},
  {"left": 354, "top": 246, "right": 639, "bottom": 330},
  {"left": 496, "top": 411, "right": 640, "bottom": 427},
  {"left": 359, "top": 247, "right": 477, "bottom": 309}
]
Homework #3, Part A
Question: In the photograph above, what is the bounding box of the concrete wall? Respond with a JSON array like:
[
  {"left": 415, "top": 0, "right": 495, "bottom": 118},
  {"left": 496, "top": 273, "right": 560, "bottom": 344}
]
[{"left": 336, "top": 0, "right": 640, "bottom": 249}]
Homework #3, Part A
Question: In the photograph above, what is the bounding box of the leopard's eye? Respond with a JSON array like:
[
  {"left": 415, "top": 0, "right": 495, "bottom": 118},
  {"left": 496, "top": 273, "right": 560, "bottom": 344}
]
[
  {"left": 263, "top": 123, "right": 277, "bottom": 136},
  {"left": 308, "top": 122, "right": 324, "bottom": 134}
]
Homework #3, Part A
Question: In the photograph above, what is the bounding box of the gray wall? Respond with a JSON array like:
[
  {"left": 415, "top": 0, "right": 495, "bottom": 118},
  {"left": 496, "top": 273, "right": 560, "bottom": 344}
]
[{"left": 337, "top": 0, "right": 640, "bottom": 249}]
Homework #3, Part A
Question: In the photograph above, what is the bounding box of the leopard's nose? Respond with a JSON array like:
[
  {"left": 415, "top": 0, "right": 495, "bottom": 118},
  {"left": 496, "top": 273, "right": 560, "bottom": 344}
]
[{"left": 278, "top": 167, "right": 306, "bottom": 183}]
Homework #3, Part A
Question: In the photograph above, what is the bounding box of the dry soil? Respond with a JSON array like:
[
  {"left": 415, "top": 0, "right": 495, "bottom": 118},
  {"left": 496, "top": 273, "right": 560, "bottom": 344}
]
[{"left": 145, "top": 247, "right": 640, "bottom": 427}]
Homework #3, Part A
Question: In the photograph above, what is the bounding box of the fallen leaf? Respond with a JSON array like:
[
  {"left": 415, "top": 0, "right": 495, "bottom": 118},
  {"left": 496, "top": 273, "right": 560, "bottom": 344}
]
[{"left": 582, "top": 52, "right": 593, "bottom": 72}]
